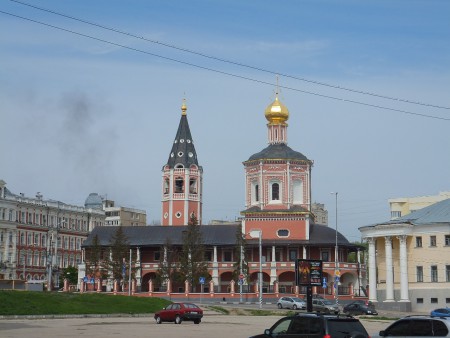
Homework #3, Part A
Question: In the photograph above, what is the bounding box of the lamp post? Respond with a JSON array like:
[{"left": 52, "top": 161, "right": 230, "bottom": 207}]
[
  {"left": 249, "top": 230, "right": 263, "bottom": 309},
  {"left": 331, "top": 192, "right": 339, "bottom": 305},
  {"left": 22, "top": 250, "right": 26, "bottom": 281}
]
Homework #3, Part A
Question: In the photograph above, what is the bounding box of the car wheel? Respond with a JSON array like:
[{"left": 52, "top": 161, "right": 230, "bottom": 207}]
[
  {"left": 293, "top": 305, "right": 298, "bottom": 310},
  {"left": 194, "top": 319, "right": 201, "bottom": 324},
  {"left": 175, "top": 315, "right": 182, "bottom": 324},
  {"left": 155, "top": 316, "right": 162, "bottom": 324},
  {"left": 277, "top": 304, "right": 282, "bottom": 309}
]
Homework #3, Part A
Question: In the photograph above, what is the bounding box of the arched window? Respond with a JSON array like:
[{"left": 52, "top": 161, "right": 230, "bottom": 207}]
[
  {"left": 272, "top": 183, "right": 280, "bottom": 201},
  {"left": 251, "top": 181, "right": 259, "bottom": 205},
  {"left": 189, "top": 178, "right": 197, "bottom": 194},
  {"left": 175, "top": 177, "right": 184, "bottom": 193}
]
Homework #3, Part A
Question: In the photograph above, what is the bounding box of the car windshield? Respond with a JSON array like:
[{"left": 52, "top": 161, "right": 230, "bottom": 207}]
[
  {"left": 323, "top": 300, "right": 334, "bottom": 305},
  {"left": 292, "top": 298, "right": 303, "bottom": 302}
]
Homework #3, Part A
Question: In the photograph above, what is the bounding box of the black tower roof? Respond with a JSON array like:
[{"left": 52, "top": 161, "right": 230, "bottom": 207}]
[
  {"left": 245, "top": 143, "right": 310, "bottom": 162},
  {"left": 165, "top": 104, "right": 199, "bottom": 168}
]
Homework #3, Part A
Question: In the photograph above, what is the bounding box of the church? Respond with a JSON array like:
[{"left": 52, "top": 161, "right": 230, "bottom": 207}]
[{"left": 81, "top": 92, "right": 366, "bottom": 300}]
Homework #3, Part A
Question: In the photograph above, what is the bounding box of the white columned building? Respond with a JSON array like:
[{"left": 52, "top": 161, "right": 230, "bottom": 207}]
[{"left": 359, "top": 198, "right": 450, "bottom": 312}]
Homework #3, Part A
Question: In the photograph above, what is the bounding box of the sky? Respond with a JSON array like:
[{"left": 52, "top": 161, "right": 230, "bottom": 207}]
[{"left": 1, "top": 0, "right": 449, "bottom": 243}]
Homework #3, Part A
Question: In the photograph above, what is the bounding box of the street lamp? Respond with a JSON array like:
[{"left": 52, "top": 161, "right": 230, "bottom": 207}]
[
  {"left": 249, "top": 230, "right": 262, "bottom": 309},
  {"left": 331, "top": 192, "right": 339, "bottom": 305}
]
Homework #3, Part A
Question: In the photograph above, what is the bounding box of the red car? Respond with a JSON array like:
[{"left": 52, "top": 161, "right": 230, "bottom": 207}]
[{"left": 154, "top": 302, "right": 203, "bottom": 324}]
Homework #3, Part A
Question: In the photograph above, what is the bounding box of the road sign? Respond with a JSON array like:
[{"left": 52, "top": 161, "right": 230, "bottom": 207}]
[
  {"left": 238, "top": 279, "right": 243, "bottom": 285},
  {"left": 335, "top": 270, "right": 341, "bottom": 277},
  {"left": 83, "top": 276, "right": 88, "bottom": 283},
  {"left": 199, "top": 276, "right": 205, "bottom": 284},
  {"left": 322, "top": 277, "right": 327, "bottom": 288},
  {"left": 239, "top": 273, "right": 244, "bottom": 280},
  {"left": 90, "top": 278, "right": 95, "bottom": 284}
]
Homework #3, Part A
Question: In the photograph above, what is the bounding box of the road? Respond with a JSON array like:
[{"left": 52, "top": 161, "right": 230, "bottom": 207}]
[{"left": 0, "top": 311, "right": 394, "bottom": 338}]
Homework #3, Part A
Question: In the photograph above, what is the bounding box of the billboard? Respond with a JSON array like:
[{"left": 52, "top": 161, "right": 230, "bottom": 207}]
[{"left": 295, "top": 259, "right": 323, "bottom": 286}]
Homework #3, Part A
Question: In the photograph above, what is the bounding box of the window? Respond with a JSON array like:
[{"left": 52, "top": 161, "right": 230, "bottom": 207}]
[
  {"left": 223, "top": 251, "right": 232, "bottom": 262},
  {"left": 204, "top": 251, "right": 212, "bottom": 262},
  {"left": 446, "top": 298, "right": 450, "bottom": 304},
  {"left": 445, "top": 235, "right": 450, "bottom": 246},
  {"left": 189, "top": 178, "right": 197, "bottom": 194},
  {"left": 20, "top": 233, "right": 25, "bottom": 245},
  {"left": 430, "top": 236, "right": 437, "bottom": 247},
  {"left": 164, "top": 178, "right": 169, "bottom": 194},
  {"left": 416, "top": 236, "right": 422, "bottom": 247},
  {"left": 175, "top": 177, "right": 184, "bottom": 193},
  {"left": 417, "top": 298, "right": 424, "bottom": 304},
  {"left": 277, "top": 229, "right": 289, "bottom": 237},
  {"left": 289, "top": 249, "right": 297, "bottom": 261},
  {"left": 154, "top": 251, "right": 161, "bottom": 261},
  {"left": 272, "top": 183, "right": 280, "bottom": 201},
  {"left": 275, "top": 249, "right": 283, "bottom": 262},
  {"left": 292, "top": 180, "right": 303, "bottom": 204},
  {"left": 431, "top": 298, "right": 438, "bottom": 303},
  {"left": 417, "top": 266, "right": 423, "bottom": 282},
  {"left": 251, "top": 181, "right": 259, "bottom": 204},
  {"left": 431, "top": 266, "right": 438, "bottom": 282},
  {"left": 321, "top": 251, "right": 330, "bottom": 262},
  {"left": 446, "top": 265, "right": 450, "bottom": 282}
]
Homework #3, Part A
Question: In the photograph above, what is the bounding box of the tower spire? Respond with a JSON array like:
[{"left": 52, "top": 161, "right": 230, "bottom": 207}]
[{"left": 161, "top": 99, "right": 203, "bottom": 226}]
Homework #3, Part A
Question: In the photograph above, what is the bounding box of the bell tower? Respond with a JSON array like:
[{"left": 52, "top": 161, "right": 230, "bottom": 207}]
[{"left": 161, "top": 100, "right": 203, "bottom": 226}]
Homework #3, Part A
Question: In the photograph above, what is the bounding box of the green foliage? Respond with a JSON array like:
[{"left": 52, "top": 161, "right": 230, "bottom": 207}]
[
  {"left": 59, "top": 266, "right": 78, "bottom": 286},
  {"left": 208, "top": 305, "right": 230, "bottom": 314},
  {"left": 249, "top": 309, "right": 279, "bottom": 316},
  {"left": 179, "top": 214, "right": 210, "bottom": 290},
  {"left": 0, "top": 291, "right": 171, "bottom": 315}
]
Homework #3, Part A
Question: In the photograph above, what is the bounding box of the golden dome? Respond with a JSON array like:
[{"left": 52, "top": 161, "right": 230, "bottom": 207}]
[{"left": 264, "top": 94, "right": 289, "bottom": 124}]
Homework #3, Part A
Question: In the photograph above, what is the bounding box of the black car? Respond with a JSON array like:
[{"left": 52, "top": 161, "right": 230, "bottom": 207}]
[
  {"left": 348, "top": 300, "right": 376, "bottom": 310},
  {"left": 249, "top": 313, "right": 369, "bottom": 338},
  {"left": 343, "top": 303, "right": 378, "bottom": 316}
]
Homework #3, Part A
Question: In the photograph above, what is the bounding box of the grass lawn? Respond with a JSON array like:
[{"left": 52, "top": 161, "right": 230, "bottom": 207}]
[{"left": 0, "top": 291, "right": 171, "bottom": 316}]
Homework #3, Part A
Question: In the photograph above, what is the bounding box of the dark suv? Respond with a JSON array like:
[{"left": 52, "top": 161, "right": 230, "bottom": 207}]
[
  {"left": 249, "top": 313, "right": 369, "bottom": 338},
  {"left": 374, "top": 315, "right": 450, "bottom": 338}
]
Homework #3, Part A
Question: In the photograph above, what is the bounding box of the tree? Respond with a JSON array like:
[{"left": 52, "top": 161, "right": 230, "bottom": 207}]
[
  {"left": 233, "top": 223, "right": 249, "bottom": 282},
  {"left": 155, "top": 238, "right": 180, "bottom": 287},
  {"left": 104, "top": 226, "right": 130, "bottom": 280},
  {"left": 347, "top": 241, "right": 367, "bottom": 263},
  {"left": 85, "top": 234, "right": 104, "bottom": 277},
  {"left": 179, "top": 214, "right": 209, "bottom": 291}
]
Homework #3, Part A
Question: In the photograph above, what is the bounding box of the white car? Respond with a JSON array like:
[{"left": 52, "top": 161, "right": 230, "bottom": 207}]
[{"left": 277, "top": 296, "right": 306, "bottom": 310}]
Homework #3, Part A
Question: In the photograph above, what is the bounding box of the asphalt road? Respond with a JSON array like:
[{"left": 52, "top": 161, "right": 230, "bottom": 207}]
[{"left": 0, "top": 312, "right": 394, "bottom": 338}]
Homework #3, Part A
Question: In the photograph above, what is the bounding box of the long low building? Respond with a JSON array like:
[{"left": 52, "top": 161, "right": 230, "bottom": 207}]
[{"left": 81, "top": 223, "right": 366, "bottom": 299}]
